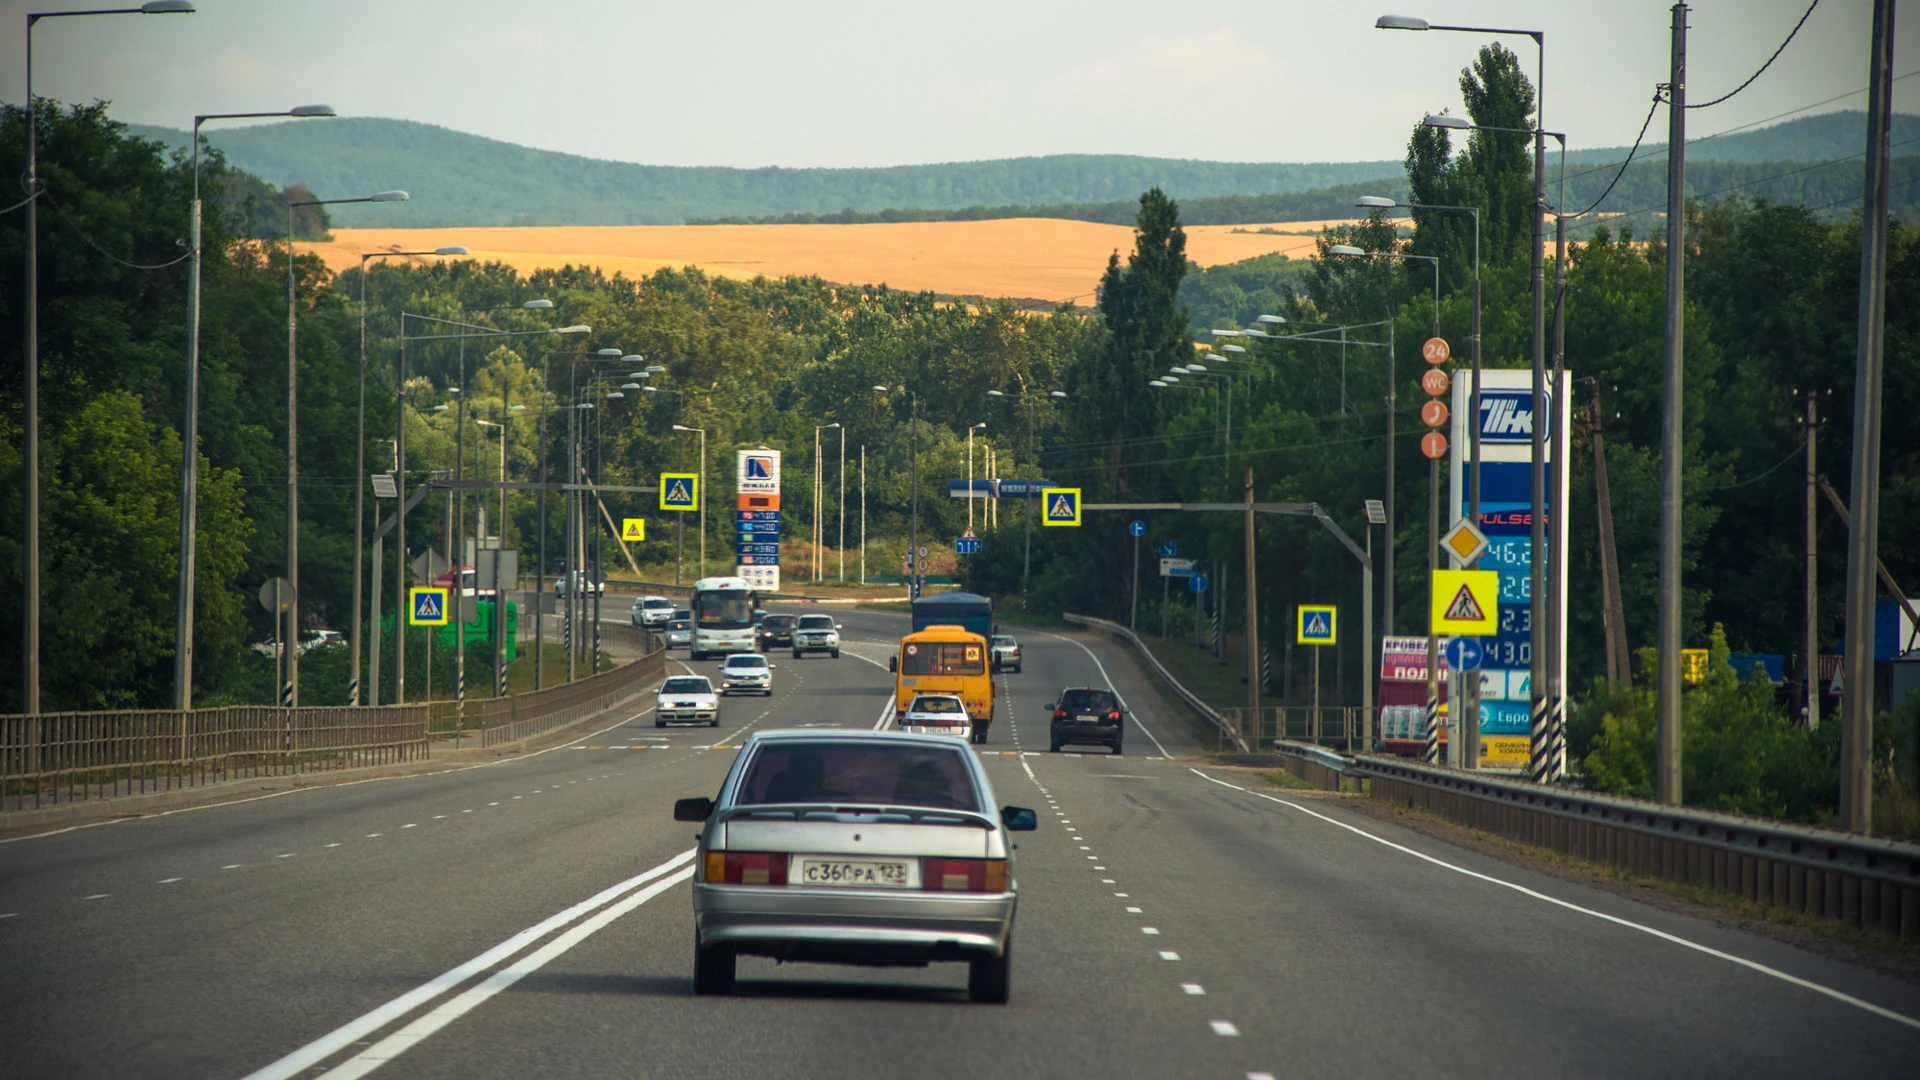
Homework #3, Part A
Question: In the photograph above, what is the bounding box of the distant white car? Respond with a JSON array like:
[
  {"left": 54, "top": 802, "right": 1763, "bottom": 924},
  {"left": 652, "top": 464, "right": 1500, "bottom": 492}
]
[
  {"left": 791, "top": 614, "right": 841, "bottom": 659},
  {"left": 899, "top": 693, "right": 973, "bottom": 741},
  {"left": 666, "top": 614, "right": 692, "bottom": 649},
  {"left": 298, "top": 629, "right": 346, "bottom": 653},
  {"left": 632, "top": 595, "right": 675, "bottom": 628},
  {"left": 554, "top": 572, "right": 604, "bottom": 597},
  {"left": 656, "top": 675, "right": 720, "bottom": 727},
  {"left": 718, "top": 653, "right": 774, "bottom": 696}
]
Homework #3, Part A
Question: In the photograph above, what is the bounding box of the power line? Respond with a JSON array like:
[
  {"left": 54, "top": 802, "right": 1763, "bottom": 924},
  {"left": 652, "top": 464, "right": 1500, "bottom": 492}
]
[
  {"left": 1688, "top": 0, "right": 1820, "bottom": 110},
  {"left": 42, "top": 187, "right": 190, "bottom": 271},
  {"left": 1569, "top": 93, "right": 1664, "bottom": 218},
  {"left": 1574, "top": 133, "right": 1920, "bottom": 228}
]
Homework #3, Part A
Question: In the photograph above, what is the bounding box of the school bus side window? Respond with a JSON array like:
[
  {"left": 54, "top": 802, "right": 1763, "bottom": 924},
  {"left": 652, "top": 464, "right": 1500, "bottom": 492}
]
[{"left": 901, "top": 643, "right": 984, "bottom": 677}]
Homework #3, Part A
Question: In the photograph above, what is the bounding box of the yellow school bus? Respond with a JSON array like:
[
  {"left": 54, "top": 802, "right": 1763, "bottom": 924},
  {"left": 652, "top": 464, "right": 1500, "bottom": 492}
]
[{"left": 889, "top": 625, "right": 995, "bottom": 743}]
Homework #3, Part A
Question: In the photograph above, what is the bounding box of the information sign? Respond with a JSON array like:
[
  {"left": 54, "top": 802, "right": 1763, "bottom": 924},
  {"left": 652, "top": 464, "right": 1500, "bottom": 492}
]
[
  {"left": 1296, "top": 605, "right": 1337, "bottom": 646},
  {"left": 408, "top": 587, "right": 450, "bottom": 626},
  {"left": 1041, "top": 487, "right": 1082, "bottom": 526}
]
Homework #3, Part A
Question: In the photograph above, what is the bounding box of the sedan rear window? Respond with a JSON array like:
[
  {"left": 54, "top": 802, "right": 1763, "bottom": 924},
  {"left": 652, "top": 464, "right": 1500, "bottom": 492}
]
[
  {"left": 1060, "top": 689, "right": 1118, "bottom": 713},
  {"left": 910, "top": 696, "right": 964, "bottom": 713},
  {"left": 992, "top": 636, "right": 1016, "bottom": 647},
  {"left": 662, "top": 677, "right": 710, "bottom": 694},
  {"left": 761, "top": 615, "right": 796, "bottom": 628},
  {"left": 727, "top": 655, "right": 768, "bottom": 669},
  {"left": 736, "top": 743, "right": 979, "bottom": 811}
]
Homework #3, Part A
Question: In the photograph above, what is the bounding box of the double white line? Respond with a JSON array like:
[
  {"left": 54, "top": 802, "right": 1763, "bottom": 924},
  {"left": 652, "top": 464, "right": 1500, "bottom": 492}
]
[{"left": 240, "top": 849, "right": 697, "bottom": 1079}]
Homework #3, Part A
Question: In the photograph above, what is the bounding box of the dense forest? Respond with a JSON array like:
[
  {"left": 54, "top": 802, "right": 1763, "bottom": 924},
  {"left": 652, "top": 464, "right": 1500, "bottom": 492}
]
[{"left": 5, "top": 63, "right": 1918, "bottom": 825}]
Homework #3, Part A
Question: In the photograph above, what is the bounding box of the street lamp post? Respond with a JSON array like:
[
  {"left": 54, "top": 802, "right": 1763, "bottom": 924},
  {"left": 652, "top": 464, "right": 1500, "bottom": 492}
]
[
  {"left": 987, "top": 387, "right": 1067, "bottom": 604},
  {"left": 967, "top": 423, "right": 987, "bottom": 534},
  {"left": 353, "top": 247, "right": 469, "bottom": 706},
  {"left": 174, "top": 102, "right": 335, "bottom": 711},
  {"left": 673, "top": 425, "right": 707, "bottom": 584},
  {"left": 814, "top": 423, "right": 840, "bottom": 583},
  {"left": 20, "top": 0, "right": 194, "bottom": 716},
  {"left": 281, "top": 189, "right": 406, "bottom": 708},
  {"left": 873, "top": 387, "right": 920, "bottom": 596}
]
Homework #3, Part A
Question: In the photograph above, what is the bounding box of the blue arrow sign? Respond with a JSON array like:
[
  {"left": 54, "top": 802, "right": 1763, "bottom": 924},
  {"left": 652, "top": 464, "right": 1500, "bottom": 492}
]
[
  {"left": 1444, "top": 636, "right": 1484, "bottom": 672},
  {"left": 1189, "top": 573, "right": 1209, "bottom": 594},
  {"left": 956, "top": 538, "right": 983, "bottom": 555},
  {"left": 1129, "top": 519, "right": 1145, "bottom": 537},
  {"left": 1158, "top": 539, "right": 1177, "bottom": 557}
]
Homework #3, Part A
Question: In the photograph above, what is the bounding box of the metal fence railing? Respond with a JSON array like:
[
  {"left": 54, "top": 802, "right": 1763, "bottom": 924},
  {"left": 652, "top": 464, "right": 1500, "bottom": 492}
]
[
  {"left": 0, "top": 704, "right": 430, "bottom": 812},
  {"left": 1218, "top": 706, "right": 1363, "bottom": 754}
]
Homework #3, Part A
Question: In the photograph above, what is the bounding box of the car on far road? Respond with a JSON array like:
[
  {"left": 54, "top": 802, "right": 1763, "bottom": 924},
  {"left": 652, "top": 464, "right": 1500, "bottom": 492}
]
[
  {"left": 791, "top": 614, "right": 840, "bottom": 658},
  {"left": 656, "top": 675, "right": 720, "bottom": 727},
  {"left": 554, "top": 571, "right": 604, "bottom": 598},
  {"left": 990, "top": 635, "right": 1021, "bottom": 673},
  {"left": 719, "top": 653, "right": 775, "bottom": 696},
  {"left": 899, "top": 693, "right": 972, "bottom": 740},
  {"left": 673, "top": 728, "right": 1037, "bottom": 1001},
  {"left": 1048, "top": 687, "right": 1126, "bottom": 754},
  {"left": 632, "top": 595, "right": 675, "bottom": 628},
  {"left": 665, "top": 616, "right": 692, "bottom": 649},
  {"left": 298, "top": 629, "right": 346, "bottom": 653},
  {"left": 757, "top": 614, "right": 798, "bottom": 650}
]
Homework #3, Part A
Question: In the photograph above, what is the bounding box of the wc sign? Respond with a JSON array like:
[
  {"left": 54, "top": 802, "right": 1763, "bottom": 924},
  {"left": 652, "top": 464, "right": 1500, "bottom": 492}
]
[
  {"left": 1478, "top": 389, "right": 1550, "bottom": 443},
  {"left": 736, "top": 450, "right": 781, "bottom": 494}
]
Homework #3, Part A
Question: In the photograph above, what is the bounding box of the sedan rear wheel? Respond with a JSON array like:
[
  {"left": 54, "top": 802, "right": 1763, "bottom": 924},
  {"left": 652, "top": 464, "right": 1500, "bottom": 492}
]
[
  {"left": 968, "top": 941, "right": 1011, "bottom": 1004},
  {"left": 693, "top": 938, "right": 735, "bottom": 995}
]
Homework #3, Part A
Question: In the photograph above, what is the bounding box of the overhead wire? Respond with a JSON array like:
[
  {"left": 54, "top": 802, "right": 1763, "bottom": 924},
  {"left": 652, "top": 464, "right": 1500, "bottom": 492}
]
[
  {"left": 1687, "top": 0, "right": 1820, "bottom": 110},
  {"left": 42, "top": 186, "right": 190, "bottom": 270}
]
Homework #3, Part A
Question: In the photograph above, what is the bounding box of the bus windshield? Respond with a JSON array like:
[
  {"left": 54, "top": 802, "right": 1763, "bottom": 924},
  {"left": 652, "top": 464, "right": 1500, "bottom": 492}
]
[{"left": 695, "top": 591, "right": 754, "bottom": 628}]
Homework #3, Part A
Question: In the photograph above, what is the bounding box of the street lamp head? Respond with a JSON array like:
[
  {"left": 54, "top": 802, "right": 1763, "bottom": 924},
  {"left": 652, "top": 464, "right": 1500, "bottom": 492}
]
[
  {"left": 621, "top": 383, "right": 641, "bottom": 389},
  {"left": 672, "top": 424, "right": 695, "bottom": 432},
  {"left": 509, "top": 404, "right": 526, "bottom": 412},
  {"left": 431, "top": 404, "right": 449, "bottom": 412},
  {"left": 290, "top": 104, "right": 337, "bottom": 117},
  {"left": 645, "top": 365, "right": 667, "bottom": 373},
  {"left": 575, "top": 403, "right": 593, "bottom": 410},
  {"left": 872, "top": 385, "right": 891, "bottom": 393},
  {"left": 597, "top": 348, "right": 622, "bottom": 357},
  {"left": 823, "top": 422, "right": 841, "bottom": 429},
  {"left": 554, "top": 324, "right": 590, "bottom": 334},
  {"left": 642, "top": 386, "right": 660, "bottom": 392},
  {"left": 629, "top": 372, "right": 649, "bottom": 379},
  {"left": 1162, "top": 375, "right": 1181, "bottom": 382},
  {"left": 971, "top": 422, "right": 987, "bottom": 430},
  {"left": 367, "top": 190, "right": 409, "bottom": 202},
  {"left": 1209, "top": 329, "right": 1243, "bottom": 337},
  {"left": 141, "top": 1, "right": 196, "bottom": 11},
  {"left": 1256, "top": 314, "right": 1286, "bottom": 324},
  {"left": 1186, "top": 364, "right": 1207, "bottom": 372},
  {"left": 434, "top": 246, "right": 469, "bottom": 256},
  {"left": 620, "top": 354, "right": 644, "bottom": 363},
  {"left": 986, "top": 389, "right": 1005, "bottom": 397},
  {"left": 1424, "top": 113, "right": 1472, "bottom": 130},
  {"left": 1222, "top": 345, "right": 1247, "bottom": 354},
  {"left": 523, "top": 299, "right": 554, "bottom": 309},
  {"left": 1048, "top": 391, "right": 1067, "bottom": 399},
  {"left": 1355, "top": 195, "right": 1398, "bottom": 208},
  {"left": 1375, "top": 15, "right": 1429, "bottom": 30},
  {"left": 1149, "top": 380, "right": 1168, "bottom": 388},
  {"left": 605, "top": 391, "right": 624, "bottom": 399},
  {"left": 1365, "top": 498, "right": 1387, "bottom": 525},
  {"left": 1328, "top": 244, "right": 1365, "bottom": 256}
]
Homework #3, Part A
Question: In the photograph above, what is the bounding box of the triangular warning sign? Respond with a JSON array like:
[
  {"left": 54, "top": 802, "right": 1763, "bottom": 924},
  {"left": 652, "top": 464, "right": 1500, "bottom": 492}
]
[
  {"left": 1443, "top": 583, "right": 1485, "bottom": 624},
  {"left": 667, "top": 480, "right": 691, "bottom": 503},
  {"left": 1307, "top": 614, "right": 1328, "bottom": 636},
  {"left": 1049, "top": 495, "right": 1074, "bottom": 519},
  {"left": 416, "top": 594, "right": 441, "bottom": 618},
  {"left": 622, "top": 518, "right": 646, "bottom": 541}
]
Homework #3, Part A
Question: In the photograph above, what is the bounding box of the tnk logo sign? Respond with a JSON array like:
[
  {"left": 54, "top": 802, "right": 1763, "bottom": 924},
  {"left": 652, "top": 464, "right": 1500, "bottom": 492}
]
[
  {"left": 736, "top": 449, "right": 781, "bottom": 493},
  {"left": 1477, "top": 390, "right": 1550, "bottom": 444}
]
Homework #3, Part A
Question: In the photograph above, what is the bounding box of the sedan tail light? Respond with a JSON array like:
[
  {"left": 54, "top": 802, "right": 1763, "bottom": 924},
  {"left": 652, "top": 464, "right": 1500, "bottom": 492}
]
[
  {"left": 922, "top": 857, "right": 1008, "bottom": 892},
  {"left": 706, "top": 851, "right": 789, "bottom": 886},
  {"left": 1107, "top": 710, "right": 1121, "bottom": 721},
  {"left": 1053, "top": 707, "right": 1068, "bottom": 720}
]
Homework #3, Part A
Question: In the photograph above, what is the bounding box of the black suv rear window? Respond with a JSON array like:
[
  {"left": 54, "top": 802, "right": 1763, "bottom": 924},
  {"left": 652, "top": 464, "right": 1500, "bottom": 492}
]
[
  {"left": 762, "top": 615, "right": 796, "bottom": 628},
  {"left": 736, "top": 743, "right": 979, "bottom": 811},
  {"left": 1060, "top": 689, "right": 1118, "bottom": 713}
]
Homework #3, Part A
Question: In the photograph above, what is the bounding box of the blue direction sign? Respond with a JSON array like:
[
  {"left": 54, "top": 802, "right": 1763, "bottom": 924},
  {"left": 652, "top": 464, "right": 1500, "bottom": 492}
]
[
  {"left": 996, "top": 479, "right": 1057, "bottom": 497},
  {"left": 1129, "top": 519, "right": 1145, "bottom": 537},
  {"left": 1158, "top": 539, "right": 1178, "bottom": 557},
  {"left": 1444, "top": 636, "right": 1484, "bottom": 672},
  {"left": 1189, "top": 572, "right": 1209, "bottom": 594},
  {"left": 956, "top": 538, "right": 983, "bottom": 555}
]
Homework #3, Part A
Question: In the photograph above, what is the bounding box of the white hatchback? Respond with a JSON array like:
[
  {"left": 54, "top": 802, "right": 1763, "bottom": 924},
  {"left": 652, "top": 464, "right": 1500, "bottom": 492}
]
[{"left": 719, "top": 653, "right": 775, "bottom": 696}]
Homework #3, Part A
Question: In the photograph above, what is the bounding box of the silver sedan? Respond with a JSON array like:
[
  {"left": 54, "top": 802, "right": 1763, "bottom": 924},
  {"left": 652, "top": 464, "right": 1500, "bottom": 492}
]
[{"left": 674, "top": 729, "right": 1037, "bottom": 1002}]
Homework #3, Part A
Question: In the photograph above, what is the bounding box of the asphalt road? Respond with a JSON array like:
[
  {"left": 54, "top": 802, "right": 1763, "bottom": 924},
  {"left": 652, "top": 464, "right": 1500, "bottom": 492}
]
[{"left": 4, "top": 604, "right": 1918, "bottom": 1079}]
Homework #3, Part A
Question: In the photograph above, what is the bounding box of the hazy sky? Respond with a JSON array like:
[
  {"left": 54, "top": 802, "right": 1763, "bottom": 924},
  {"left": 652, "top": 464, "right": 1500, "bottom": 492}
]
[{"left": 5, "top": 0, "right": 1915, "bottom": 167}]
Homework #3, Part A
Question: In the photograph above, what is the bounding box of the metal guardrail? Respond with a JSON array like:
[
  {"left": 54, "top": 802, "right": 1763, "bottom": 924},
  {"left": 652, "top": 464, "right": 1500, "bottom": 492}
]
[
  {"left": 0, "top": 704, "right": 430, "bottom": 812},
  {"left": 1268, "top": 742, "right": 1920, "bottom": 938},
  {"left": 1221, "top": 706, "right": 1363, "bottom": 754},
  {"left": 1062, "top": 613, "right": 1247, "bottom": 752}
]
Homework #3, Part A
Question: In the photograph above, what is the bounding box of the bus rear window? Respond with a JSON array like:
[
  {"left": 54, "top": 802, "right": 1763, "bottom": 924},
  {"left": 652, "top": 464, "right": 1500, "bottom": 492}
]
[{"left": 901, "top": 641, "right": 985, "bottom": 677}]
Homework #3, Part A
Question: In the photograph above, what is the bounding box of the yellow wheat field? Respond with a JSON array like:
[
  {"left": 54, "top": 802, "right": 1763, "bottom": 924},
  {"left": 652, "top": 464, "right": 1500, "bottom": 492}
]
[{"left": 309, "top": 218, "right": 1338, "bottom": 304}]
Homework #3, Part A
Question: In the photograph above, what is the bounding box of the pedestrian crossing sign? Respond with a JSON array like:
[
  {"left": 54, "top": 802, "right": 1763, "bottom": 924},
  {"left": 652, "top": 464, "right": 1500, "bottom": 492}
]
[
  {"left": 659, "top": 473, "right": 699, "bottom": 512},
  {"left": 1297, "top": 604, "right": 1337, "bottom": 646},
  {"left": 1430, "top": 570, "right": 1498, "bottom": 635},
  {"left": 408, "top": 587, "right": 450, "bottom": 626},
  {"left": 621, "top": 518, "right": 646, "bottom": 542},
  {"left": 1041, "top": 487, "right": 1081, "bottom": 527}
]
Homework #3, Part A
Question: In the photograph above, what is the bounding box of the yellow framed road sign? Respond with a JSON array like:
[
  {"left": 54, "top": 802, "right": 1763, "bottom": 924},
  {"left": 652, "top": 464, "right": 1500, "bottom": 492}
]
[
  {"left": 659, "top": 473, "right": 699, "bottom": 511},
  {"left": 621, "top": 518, "right": 646, "bottom": 542},
  {"left": 1297, "top": 604, "right": 1337, "bottom": 646},
  {"left": 1041, "top": 487, "right": 1081, "bottom": 527},
  {"left": 408, "top": 587, "right": 450, "bottom": 626},
  {"left": 1430, "top": 570, "right": 1498, "bottom": 635}
]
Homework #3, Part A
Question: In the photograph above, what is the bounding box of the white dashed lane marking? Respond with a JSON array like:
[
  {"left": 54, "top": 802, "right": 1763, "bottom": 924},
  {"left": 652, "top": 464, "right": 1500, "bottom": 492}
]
[
  {"left": 82, "top": 894, "right": 108, "bottom": 901},
  {"left": 159, "top": 877, "right": 182, "bottom": 884},
  {"left": 1210, "top": 1020, "right": 1240, "bottom": 1037},
  {"left": 1181, "top": 982, "right": 1206, "bottom": 995},
  {"left": 1159, "top": 951, "right": 1180, "bottom": 961},
  {"left": 1141, "top": 927, "right": 1159, "bottom": 936}
]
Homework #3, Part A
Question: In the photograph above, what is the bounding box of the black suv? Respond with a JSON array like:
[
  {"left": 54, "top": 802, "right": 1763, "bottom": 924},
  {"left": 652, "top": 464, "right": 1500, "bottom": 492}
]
[
  {"left": 756, "top": 614, "right": 798, "bottom": 649},
  {"left": 1048, "top": 688, "right": 1125, "bottom": 754}
]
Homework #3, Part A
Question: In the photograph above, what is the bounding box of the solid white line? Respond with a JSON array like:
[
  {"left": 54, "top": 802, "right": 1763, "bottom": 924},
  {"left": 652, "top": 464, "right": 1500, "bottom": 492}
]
[
  {"left": 317, "top": 867, "right": 695, "bottom": 1079},
  {"left": 1184, "top": 768, "right": 1920, "bottom": 1033},
  {"left": 237, "top": 849, "right": 695, "bottom": 1080},
  {"left": 1041, "top": 631, "right": 1171, "bottom": 757}
]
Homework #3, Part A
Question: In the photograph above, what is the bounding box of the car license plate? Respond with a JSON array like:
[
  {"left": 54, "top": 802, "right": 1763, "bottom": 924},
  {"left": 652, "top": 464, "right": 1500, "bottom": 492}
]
[
  {"left": 794, "top": 857, "right": 913, "bottom": 888},
  {"left": 1076, "top": 715, "right": 1100, "bottom": 722}
]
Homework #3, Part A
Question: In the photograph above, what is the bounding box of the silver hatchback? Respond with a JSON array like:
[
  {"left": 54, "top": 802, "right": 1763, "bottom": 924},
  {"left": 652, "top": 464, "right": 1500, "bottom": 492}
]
[{"left": 674, "top": 729, "right": 1037, "bottom": 1002}]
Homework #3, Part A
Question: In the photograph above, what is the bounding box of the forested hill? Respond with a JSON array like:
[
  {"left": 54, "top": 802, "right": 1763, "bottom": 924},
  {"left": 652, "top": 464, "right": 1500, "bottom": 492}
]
[{"left": 125, "top": 117, "right": 1400, "bottom": 228}]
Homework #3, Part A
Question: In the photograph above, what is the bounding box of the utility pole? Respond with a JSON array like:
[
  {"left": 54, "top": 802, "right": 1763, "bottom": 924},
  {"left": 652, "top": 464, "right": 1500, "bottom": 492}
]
[
  {"left": 1655, "top": 2, "right": 1688, "bottom": 806},
  {"left": 1841, "top": 0, "right": 1895, "bottom": 835},
  {"left": 1245, "top": 468, "right": 1260, "bottom": 718},
  {"left": 1803, "top": 389, "right": 1820, "bottom": 727},
  {"left": 1586, "top": 379, "right": 1630, "bottom": 688}
]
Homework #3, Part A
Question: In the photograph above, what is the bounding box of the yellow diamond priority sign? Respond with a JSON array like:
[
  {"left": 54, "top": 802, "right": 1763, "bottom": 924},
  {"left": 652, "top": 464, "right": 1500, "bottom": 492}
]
[
  {"left": 1441, "top": 519, "right": 1489, "bottom": 567},
  {"left": 1041, "top": 487, "right": 1081, "bottom": 527},
  {"left": 1430, "top": 570, "right": 1498, "bottom": 635}
]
